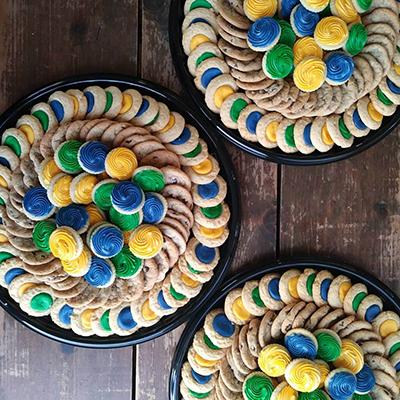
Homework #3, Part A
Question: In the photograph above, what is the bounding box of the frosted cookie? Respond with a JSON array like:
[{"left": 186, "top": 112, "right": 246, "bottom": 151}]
[
  {"left": 293, "top": 117, "right": 316, "bottom": 154},
  {"left": 224, "top": 288, "right": 252, "bottom": 325},
  {"left": 195, "top": 57, "right": 230, "bottom": 93},
  {"left": 182, "top": 22, "right": 217, "bottom": 56},
  {"left": 237, "top": 104, "right": 265, "bottom": 142},
  {"left": 310, "top": 117, "right": 334, "bottom": 152},
  {"left": 130, "top": 296, "right": 161, "bottom": 328},
  {"left": 279, "top": 269, "right": 301, "bottom": 304},
  {"left": 312, "top": 270, "right": 333, "bottom": 307},
  {"left": 193, "top": 176, "right": 226, "bottom": 209},
  {"left": 188, "top": 346, "right": 220, "bottom": 375},
  {"left": 243, "top": 372, "right": 275, "bottom": 400},
  {"left": 2, "top": 128, "right": 30, "bottom": 159},
  {"left": 220, "top": 93, "right": 250, "bottom": 130},
  {"left": 356, "top": 294, "right": 383, "bottom": 323},
  {"left": 296, "top": 268, "right": 317, "bottom": 302},
  {"left": 333, "top": 338, "right": 364, "bottom": 373},
  {"left": 370, "top": 87, "right": 397, "bottom": 116},
  {"left": 184, "top": 156, "right": 220, "bottom": 185},
  {"left": 284, "top": 328, "right": 318, "bottom": 359},
  {"left": 181, "top": 361, "right": 216, "bottom": 394},
  {"left": 247, "top": 17, "right": 281, "bottom": 52},
  {"left": 31, "top": 102, "right": 58, "bottom": 133},
  {"left": 255, "top": 112, "right": 282, "bottom": 149},
  {"left": 16, "top": 115, "right": 44, "bottom": 145},
  {"left": 188, "top": 42, "right": 223, "bottom": 76},
  {"left": 83, "top": 86, "right": 107, "bottom": 119},
  {"left": 314, "top": 328, "right": 342, "bottom": 362},
  {"left": 0, "top": 257, "right": 25, "bottom": 288},
  {"left": 285, "top": 358, "right": 321, "bottom": 392},
  {"left": 372, "top": 311, "right": 400, "bottom": 339},
  {"left": 108, "top": 302, "right": 138, "bottom": 335},
  {"left": 259, "top": 273, "right": 284, "bottom": 310},
  {"left": 205, "top": 74, "right": 237, "bottom": 114},
  {"left": 204, "top": 308, "right": 238, "bottom": 348},
  {"left": 170, "top": 266, "right": 202, "bottom": 299},
  {"left": 325, "top": 368, "right": 357, "bottom": 399}
]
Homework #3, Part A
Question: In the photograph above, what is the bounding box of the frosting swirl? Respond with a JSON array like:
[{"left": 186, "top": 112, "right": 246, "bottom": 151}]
[
  {"left": 56, "top": 204, "right": 89, "bottom": 232},
  {"left": 50, "top": 174, "right": 72, "bottom": 207},
  {"left": 331, "top": 0, "right": 359, "bottom": 23},
  {"left": 325, "top": 369, "right": 356, "bottom": 399},
  {"left": 314, "top": 17, "right": 349, "bottom": 50},
  {"left": 244, "top": 0, "right": 277, "bottom": 19},
  {"left": 105, "top": 147, "right": 138, "bottom": 180},
  {"left": 23, "top": 186, "right": 55, "bottom": 220},
  {"left": 55, "top": 140, "right": 82, "bottom": 174},
  {"left": 285, "top": 330, "right": 318, "bottom": 359},
  {"left": 89, "top": 223, "right": 124, "bottom": 258},
  {"left": 72, "top": 173, "right": 98, "bottom": 205},
  {"left": 298, "top": 389, "right": 329, "bottom": 399},
  {"left": 315, "top": 329, "right": 342, "bottom": 362},
  {"left": 111, "top": 181, "right": 144, "bottom": 214},
  {"left": 325, "top": 51, "right": 354, "bottom": 84},
  {"left": 285, "top": 359, "right": 321, "bottom": 392},
  {"left": 32, "top": 220, "right": 57, "bottom": 252},
  {"left": 111, "top": 245, "right": 143, "bottom": 278},
  {"left": 84, "top": 256, "right": 115, "bottom": 288},
  {"left": 142, "top": 193, "right": 166, "bottom": 224},
  {"left": 281, "top": 0, "right": 300, "bottom": 18},
  {"left": 292, "top": 5, "right": 320, "bottom": 37},
  {"left": 278, "top": 20, "right": 297, "bottom": 47},
  {"left": 333, "top": 339, "right": 364, "bottom": 373},
  {"left": 49, "top": 227, "right": 83, "bottom": 261},
  {"left": 247, "top": 17, "right": 281, "bottom": 50},
  {"left": 61, "top": 246, "right": 91, "bottom": 276},
  {"left": 85, "top": 204, "right": 105, "bottom": 226},
  {"left": 40, "top": 159, "right": 61, "bottom": 188},
  {"left": 263, "top": 44, "right": 294, "bottom": 79},
  {"left": 244, "top": 373, "right": 275, "bottom": 400},
  {"left": 300, "top": 0, "right": 329, "bottom": 12},
  {"left": 345, "top": 23, "right": 367, "bottom": 56},
  {"left": 259, "top": 344, "right": 292, "bottom": 377},
  {"left": 78, "top": 140, "right": 108, "bottom": 174},
  {"left": 294, "top": 56, "right": 326, "bottom": 92},
  {"left": 133, "top": 167, "right": 165, "bottom": 192},
  {"left": 355, "top": 365, "right": 376, "bottom": 394},
  {"left": 109, "top": 207, "right": 142, "bottom": 231},
  {"left": 293, "top": 37, "right": 323, "bottom": 65},
  {"left": 129, "top": 224, "right": 163, "bottom": 259},
  {"left": 92, "top": 179, "right": 116, "bottom": 210}
]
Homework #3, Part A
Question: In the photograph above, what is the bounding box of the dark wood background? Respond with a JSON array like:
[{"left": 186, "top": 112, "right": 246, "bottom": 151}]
[{"left": 0, "top": 1, "right": 399, "bottom": 399}]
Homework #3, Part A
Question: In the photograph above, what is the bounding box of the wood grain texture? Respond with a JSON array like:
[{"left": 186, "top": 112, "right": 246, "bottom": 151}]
[
  {"left": 0, "top": 1, "right": 138, "bottom": 399},
  {"left": 280, "top": 131, "right": 400, "bottom": 294}
]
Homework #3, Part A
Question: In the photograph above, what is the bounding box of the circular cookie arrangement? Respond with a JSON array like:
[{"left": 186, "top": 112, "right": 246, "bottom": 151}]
[
  {"left": 0, "top": 84, "right": 232, "bottom": 337},
  {"left": 180, "top": 0, "right": 400, "bottom": 154},
  {"left": 179, "top": 267, "right": 400, "bottom": 399}
]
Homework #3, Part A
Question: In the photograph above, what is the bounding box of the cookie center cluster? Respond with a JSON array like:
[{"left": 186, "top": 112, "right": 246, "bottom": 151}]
[
  {"left": 23, "top": 137, "right": 171, "bottom": 288},
  {"left": 244, "top": 327, "right": 375, "bottom": 399},
  {"left": 245, "top": 0, "right": 370, "bottom": 92}
]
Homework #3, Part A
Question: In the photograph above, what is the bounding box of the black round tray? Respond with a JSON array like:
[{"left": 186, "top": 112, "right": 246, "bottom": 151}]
[
  {"left": 169, "top": 258, "right": 400, "bottom": 399},
  {"left": 0, "top": 74, "right": 241, "bottom": 348},
  {"left": 169, "top": 0, "right": 400, "bottom": 165}
]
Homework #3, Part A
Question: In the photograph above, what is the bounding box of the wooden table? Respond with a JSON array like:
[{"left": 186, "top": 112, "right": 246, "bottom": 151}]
[{"left": 0, "top": 1, "right": 399, "bottom": 399}]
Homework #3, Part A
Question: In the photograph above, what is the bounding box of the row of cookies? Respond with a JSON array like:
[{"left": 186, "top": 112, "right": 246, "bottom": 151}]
[
  {"left": 181, "top": 0, "right": 400, "bottom": 153},
  {"left": 0, "top": 85, "right": 231, "bottom": 336},
  {"left": 179, "top": 267, "right": 400, "bottom": 399}
]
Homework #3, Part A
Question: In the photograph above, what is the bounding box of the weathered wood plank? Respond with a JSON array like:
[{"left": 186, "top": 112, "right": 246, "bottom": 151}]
[
  {"left": 280, "top": 130, "right": 400, "bottom": 294},
  {"left": 0, "top": 1, "right": 138, "bottom": 399},
  {"left": 135, "top": 1, "right": 278, "bottom": 399}
]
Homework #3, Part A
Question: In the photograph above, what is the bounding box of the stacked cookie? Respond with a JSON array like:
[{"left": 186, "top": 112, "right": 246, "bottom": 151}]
[
  {"left": 0, "top": 84, "right": 231, "bottom": 337},
  {"left": 180, "top": 267, "right": 400, "bottom": 399},
  {"left": 181, "top": 0, "right": 400, "bottom": 154}
]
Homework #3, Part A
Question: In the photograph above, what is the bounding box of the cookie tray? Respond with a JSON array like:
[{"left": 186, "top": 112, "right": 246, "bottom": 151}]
[
  {"left": 169, "top": 0, "right": 400, "bottom": 165},
  {"left": 169, "top": 258, "right": 400, "bottom": 398},
  {"left": 0, "top": 74, "right": 240, "bottom": 348}
]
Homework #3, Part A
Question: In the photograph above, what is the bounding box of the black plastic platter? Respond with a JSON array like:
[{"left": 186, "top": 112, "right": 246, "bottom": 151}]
[
  {"left": 169, "top": 0, "right": 400, "bottom": 165},
  {"left": 169, "top": 258, "right": 400, "bottom": 399},
  {"left": 0, "top": 74, "right": 240, "bottom": 348}
]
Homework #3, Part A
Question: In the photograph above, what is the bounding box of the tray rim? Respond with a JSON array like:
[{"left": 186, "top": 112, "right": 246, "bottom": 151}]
[
  {"left": 169, "top": 257, "right": 400, "bottom": 399},
  {"left": 168, "top": 0, "right": 400, "bottom": 165},
  {"left": 0, "top": 73, "right": 241, "bottom": 349}
]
